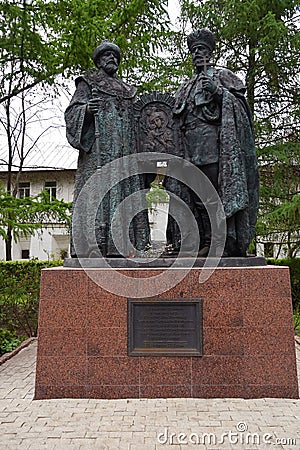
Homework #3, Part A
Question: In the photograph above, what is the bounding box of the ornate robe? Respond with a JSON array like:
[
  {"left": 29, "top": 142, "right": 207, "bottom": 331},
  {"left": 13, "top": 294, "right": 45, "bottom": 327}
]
[
  {"left": 167, "top": 67, "right": 259, "bottom": 256},
  {"left": 65, "top": 69, "right": 150, "bottom": 257}
]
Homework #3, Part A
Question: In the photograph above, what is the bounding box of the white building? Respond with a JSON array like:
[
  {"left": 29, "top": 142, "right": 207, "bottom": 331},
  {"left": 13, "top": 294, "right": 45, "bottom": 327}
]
[{"left": 0, "top": 142, "right": 77, "bottom": 261}]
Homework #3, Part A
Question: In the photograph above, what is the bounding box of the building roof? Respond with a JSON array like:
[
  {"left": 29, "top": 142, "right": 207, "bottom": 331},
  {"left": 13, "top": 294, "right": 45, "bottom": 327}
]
[{"left": 0, "top": 141, "right": 78, "bottom": 172}]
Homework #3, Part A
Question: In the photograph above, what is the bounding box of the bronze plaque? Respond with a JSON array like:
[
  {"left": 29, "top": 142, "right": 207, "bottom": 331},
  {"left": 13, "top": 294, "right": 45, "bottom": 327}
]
[{"left": 128, "top": 298, "right": 203, "bottom": 356}]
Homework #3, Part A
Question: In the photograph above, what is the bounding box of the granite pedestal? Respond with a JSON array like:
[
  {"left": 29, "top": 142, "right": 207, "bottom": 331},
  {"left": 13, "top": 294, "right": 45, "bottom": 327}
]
[{"left": 34, "top": 263, "right": 299, "bottom": 399}]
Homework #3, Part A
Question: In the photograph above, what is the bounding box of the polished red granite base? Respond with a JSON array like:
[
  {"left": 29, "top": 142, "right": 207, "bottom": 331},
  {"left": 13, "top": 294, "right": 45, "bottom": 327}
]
[{"left": 34, "top": 265, "right": 299, "bottom": 399}]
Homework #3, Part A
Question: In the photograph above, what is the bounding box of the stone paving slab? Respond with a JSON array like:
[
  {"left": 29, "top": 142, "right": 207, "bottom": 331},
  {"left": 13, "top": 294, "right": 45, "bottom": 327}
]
[{"left": 0, "top": 340, "right": 299, "bottom": 450}]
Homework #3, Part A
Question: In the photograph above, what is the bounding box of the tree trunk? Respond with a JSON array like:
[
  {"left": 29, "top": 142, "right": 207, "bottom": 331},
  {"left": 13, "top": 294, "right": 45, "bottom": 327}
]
[
  {"left": 5, "top": 225, "right": 13, "bottom": 261},
  {"left": 245, "top": 37, "right": 256, "bottom": 118}
]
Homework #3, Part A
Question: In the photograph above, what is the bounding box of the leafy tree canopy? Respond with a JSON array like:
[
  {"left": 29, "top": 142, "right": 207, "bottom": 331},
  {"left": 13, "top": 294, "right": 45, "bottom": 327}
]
[{"left": 0, "top": 0, "right": 171, "bottom": 101}]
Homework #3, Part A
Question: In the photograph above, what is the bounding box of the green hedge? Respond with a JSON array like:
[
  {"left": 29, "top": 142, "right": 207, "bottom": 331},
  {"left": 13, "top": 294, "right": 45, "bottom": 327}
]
[
  {"left": 267, "top": 258, "right": 300, "bottom": 311},
  {"left": 0, "top": 260, "right": 63, "bottom": 355}
]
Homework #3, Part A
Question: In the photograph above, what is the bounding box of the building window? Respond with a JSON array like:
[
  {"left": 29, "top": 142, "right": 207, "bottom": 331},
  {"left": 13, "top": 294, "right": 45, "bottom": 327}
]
[
  {"left": 45, "top": 181, "right": 57, "bottom": 200},
  {"left": 18, "top": 182, "right": 30, "bottom": 198},
  {"left": 21, "top": 249, "right": 30, "bottom": 259}
]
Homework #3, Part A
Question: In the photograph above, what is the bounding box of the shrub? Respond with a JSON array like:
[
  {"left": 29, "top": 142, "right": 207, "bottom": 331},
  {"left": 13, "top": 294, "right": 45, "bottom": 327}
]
[
  {"left": 0, "top": 328, "right": 24, "bottom": 355},
  {"left": 0, "top": 328, "right": 25, "bottom": 356},
  {"left": 0, "top": 260, "right": 63, "bottom": 345},
  {"left": 146, "top": 182, "right": 169, "bottom": 209},
  {"left": 267, "top": 258, "right": 300, "bottom": 311}
]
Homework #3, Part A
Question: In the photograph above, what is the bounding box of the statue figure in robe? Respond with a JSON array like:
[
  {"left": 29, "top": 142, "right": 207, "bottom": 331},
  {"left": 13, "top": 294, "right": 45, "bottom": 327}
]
[
  {"left": 165, "top": 28, "right": 259, "bottom": 257},
  {"left": 65, "top": 40, "right": 151, "bottom": 258}
]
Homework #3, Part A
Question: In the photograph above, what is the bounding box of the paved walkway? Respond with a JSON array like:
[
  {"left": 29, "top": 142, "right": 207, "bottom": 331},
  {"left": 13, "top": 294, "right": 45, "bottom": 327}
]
[{"left": 0, "top": 340, "right": 299, "bottom": 450}]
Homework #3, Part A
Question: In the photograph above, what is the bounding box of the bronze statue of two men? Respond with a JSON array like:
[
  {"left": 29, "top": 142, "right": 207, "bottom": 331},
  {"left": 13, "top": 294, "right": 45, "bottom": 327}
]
[{"left": 65, "top": 29, "right": 259, "bottom": 259}]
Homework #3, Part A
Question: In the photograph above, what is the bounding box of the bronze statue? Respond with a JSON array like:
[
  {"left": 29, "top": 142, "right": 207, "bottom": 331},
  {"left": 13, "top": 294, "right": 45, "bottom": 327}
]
[
  {"left": 65, "top": 40, "right": 151, "bottom": 258},
  {"left": 166, "top": 29, "right": 259, "bottom": 257}
]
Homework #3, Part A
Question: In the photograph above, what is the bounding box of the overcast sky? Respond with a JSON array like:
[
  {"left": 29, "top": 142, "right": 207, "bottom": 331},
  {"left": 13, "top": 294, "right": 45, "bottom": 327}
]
[{"left": 168, "top": 0, "right": 180, "bottom": 27}]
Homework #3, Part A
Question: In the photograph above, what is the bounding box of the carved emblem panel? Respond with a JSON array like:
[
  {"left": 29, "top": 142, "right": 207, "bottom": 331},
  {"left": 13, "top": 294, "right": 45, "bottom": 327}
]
[{"left": 134, "top": 92, "right": 182, "bottom": 160}]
